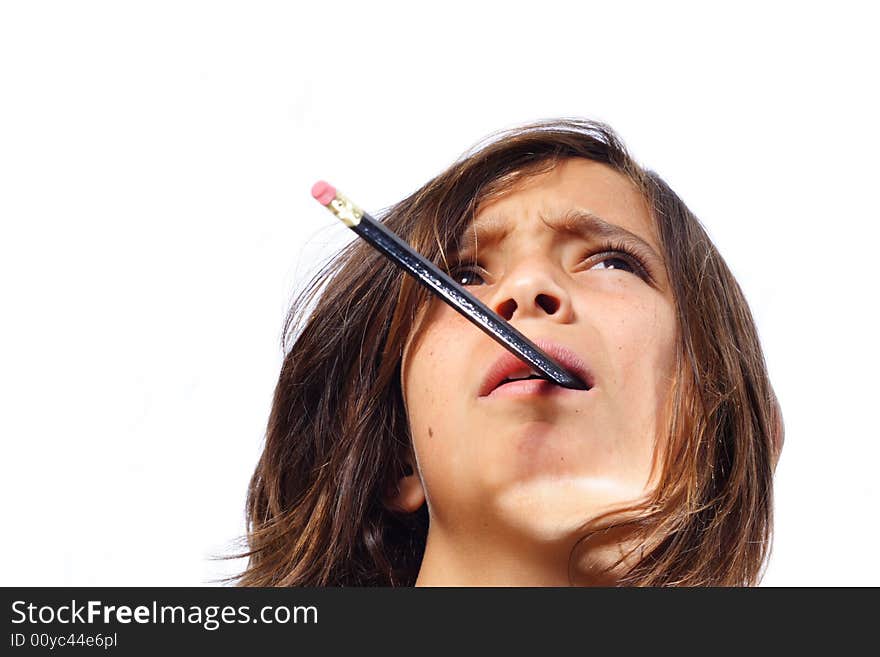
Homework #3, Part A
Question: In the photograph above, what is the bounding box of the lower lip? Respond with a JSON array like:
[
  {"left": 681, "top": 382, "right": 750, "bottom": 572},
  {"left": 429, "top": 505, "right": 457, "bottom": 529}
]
[{"left": 481, "top": 379, "right": 592, "bottom": 400}]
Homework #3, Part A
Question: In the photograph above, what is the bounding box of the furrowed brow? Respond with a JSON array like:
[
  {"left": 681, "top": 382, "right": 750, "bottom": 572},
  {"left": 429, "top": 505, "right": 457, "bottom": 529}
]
[
  {"left": 452, "top": 215, "right": 510, "bottom": 261},
  {"left": 551, "top": 209, "right": 663, "bottom": 264},
  {"left": 452, "top": 209, "right": 663, "bottom": 265}
]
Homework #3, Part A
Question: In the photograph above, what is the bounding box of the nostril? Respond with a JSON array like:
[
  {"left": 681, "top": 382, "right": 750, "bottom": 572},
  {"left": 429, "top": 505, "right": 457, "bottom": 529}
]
[
  {"left": 497, "top": 299, "right": 517, "bottom": 320},
  {"left": 536, "top": 294, "right": 559, "bottom": 314}
]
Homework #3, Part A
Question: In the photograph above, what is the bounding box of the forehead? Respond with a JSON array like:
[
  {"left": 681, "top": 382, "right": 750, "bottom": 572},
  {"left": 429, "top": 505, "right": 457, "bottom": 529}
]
[{"left": 461, "top": 158, "right": 657, "bottom": 252}]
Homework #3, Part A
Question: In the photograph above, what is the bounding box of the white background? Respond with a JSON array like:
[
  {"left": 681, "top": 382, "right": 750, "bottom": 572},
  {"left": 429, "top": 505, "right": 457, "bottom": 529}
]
[{"left": 1, "top": 1, "right": 877, "bottom": 586}]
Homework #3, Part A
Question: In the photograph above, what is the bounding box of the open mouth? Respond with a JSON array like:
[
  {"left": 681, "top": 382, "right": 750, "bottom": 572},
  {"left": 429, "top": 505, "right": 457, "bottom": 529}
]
[
  {"left": 478, "top": 339, "right": 594, "bottom": 398},
  {"left": 487, "top": 370, "right": 587, "bottom": 398},
  {"left": 487, "top": 375, "right": 564, "bottom": 398},
  {"left": 495, "top": 373, "right": 547, "bottom": 389}
]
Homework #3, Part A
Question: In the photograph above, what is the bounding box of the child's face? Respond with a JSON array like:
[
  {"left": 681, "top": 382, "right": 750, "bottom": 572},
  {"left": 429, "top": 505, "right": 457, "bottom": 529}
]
[{"left": 400, "top": 158, "right": 677, "bottom": 548}]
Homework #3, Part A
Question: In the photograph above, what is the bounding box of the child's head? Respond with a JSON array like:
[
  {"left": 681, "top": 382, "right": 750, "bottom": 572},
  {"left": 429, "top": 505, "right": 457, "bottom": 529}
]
[{"left": 239, "top": 119, "right": 783, "bottom": 586}]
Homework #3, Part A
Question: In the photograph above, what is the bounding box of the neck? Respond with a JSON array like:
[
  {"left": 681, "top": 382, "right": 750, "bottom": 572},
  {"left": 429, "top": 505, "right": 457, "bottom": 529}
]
[{"left": 415, "top": 522, "right": 580, "bottom": 587}]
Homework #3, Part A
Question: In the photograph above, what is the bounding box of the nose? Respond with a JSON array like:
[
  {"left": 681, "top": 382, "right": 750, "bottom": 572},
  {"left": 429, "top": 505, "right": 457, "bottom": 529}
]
[{"left": 490, "top": 257, "right": 575, "bottom": 324}]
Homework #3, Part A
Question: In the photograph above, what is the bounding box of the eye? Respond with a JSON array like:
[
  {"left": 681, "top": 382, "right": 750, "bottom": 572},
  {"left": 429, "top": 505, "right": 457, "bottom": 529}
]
[
  {"left": 582, "top": 241, "right": 653, "bottom": 282},
  {"left": 448, "top": 266, "right": 486, "bottom": 286},
  {"left": 589, "top": 253, "right": 638, "bottom": 274}
]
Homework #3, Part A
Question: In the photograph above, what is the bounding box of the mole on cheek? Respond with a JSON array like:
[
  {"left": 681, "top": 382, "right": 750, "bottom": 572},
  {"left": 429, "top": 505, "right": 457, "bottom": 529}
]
[{"left": 428, "top": 426, "right": 433, "bottom": 438}]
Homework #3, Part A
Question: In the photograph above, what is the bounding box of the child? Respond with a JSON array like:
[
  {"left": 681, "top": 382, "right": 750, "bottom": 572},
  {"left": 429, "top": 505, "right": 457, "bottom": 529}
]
[{"left": 237, "top": 119, "right": 783, "bottom": 586}]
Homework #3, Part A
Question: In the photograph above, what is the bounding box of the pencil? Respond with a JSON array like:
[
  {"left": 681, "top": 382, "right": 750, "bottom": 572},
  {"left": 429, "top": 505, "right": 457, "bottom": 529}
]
[{"left": 310, "top": 181, "right": 589, "bottom": 391}]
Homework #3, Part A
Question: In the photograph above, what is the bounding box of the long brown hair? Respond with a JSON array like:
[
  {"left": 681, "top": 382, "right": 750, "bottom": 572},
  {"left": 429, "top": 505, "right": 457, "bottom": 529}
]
[{"left": 236, "top": 118, "right": 783, "bottom": 586}]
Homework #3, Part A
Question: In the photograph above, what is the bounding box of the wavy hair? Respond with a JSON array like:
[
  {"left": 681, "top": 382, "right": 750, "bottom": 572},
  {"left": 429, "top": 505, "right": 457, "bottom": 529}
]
[{"left": 235, "top": 118, "right": 783, "bottom": 586}]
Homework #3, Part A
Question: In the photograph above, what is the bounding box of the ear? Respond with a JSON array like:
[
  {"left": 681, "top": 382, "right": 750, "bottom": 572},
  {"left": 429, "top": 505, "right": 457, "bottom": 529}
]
[
  {"left": 769, "top": 385, "right": 785, "bottom": 470},
  {"left": 383, "top": 448, "right": 426, "bottom": 514}
]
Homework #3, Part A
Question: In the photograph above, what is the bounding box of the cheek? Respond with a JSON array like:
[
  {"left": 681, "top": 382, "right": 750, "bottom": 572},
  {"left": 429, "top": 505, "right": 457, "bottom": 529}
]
[
  {"left": 617, "top": 301, "right": 674, "bottom": 371},
  {"left": 603, "top": 290, "right": 677, "bottom": 436},
  {"left": 401, "top": 308, "right": 471, "bottom": 472},
  {"left": 404, "top": 310, "right": 459, "bottom": 412},
  {"left": 587, "top": 274, "right": 674, "bottom": 373}
]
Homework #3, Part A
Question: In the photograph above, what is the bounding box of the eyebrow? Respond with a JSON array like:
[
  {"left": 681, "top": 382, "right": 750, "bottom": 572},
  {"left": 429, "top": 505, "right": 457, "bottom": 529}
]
[{"left": 452, "top": 209, "right": 663, "bottom": 264}]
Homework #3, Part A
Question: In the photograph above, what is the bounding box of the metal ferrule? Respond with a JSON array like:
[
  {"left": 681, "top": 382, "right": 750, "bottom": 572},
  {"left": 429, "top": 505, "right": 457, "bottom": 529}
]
[{"left": 327, "top": 191, "right": 364, "bottom": 227}]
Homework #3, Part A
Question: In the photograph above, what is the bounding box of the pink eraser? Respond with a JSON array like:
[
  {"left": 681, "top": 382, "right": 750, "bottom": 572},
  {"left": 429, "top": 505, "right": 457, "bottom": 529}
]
[{"left": 311, "top": 181, "right": 337, "bottom": 206}]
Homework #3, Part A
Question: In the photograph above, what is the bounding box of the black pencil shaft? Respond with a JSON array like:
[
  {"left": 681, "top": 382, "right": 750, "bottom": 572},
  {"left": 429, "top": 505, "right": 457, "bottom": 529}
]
[{"left": 352, "top": 212, "right": 588, "bottom": 390}]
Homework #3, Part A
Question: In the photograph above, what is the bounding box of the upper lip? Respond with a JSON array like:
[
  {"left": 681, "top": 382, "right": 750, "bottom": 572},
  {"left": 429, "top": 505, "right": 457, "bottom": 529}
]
[{"left": 478, "top": 338, "right": 594, "bottom": 397}]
